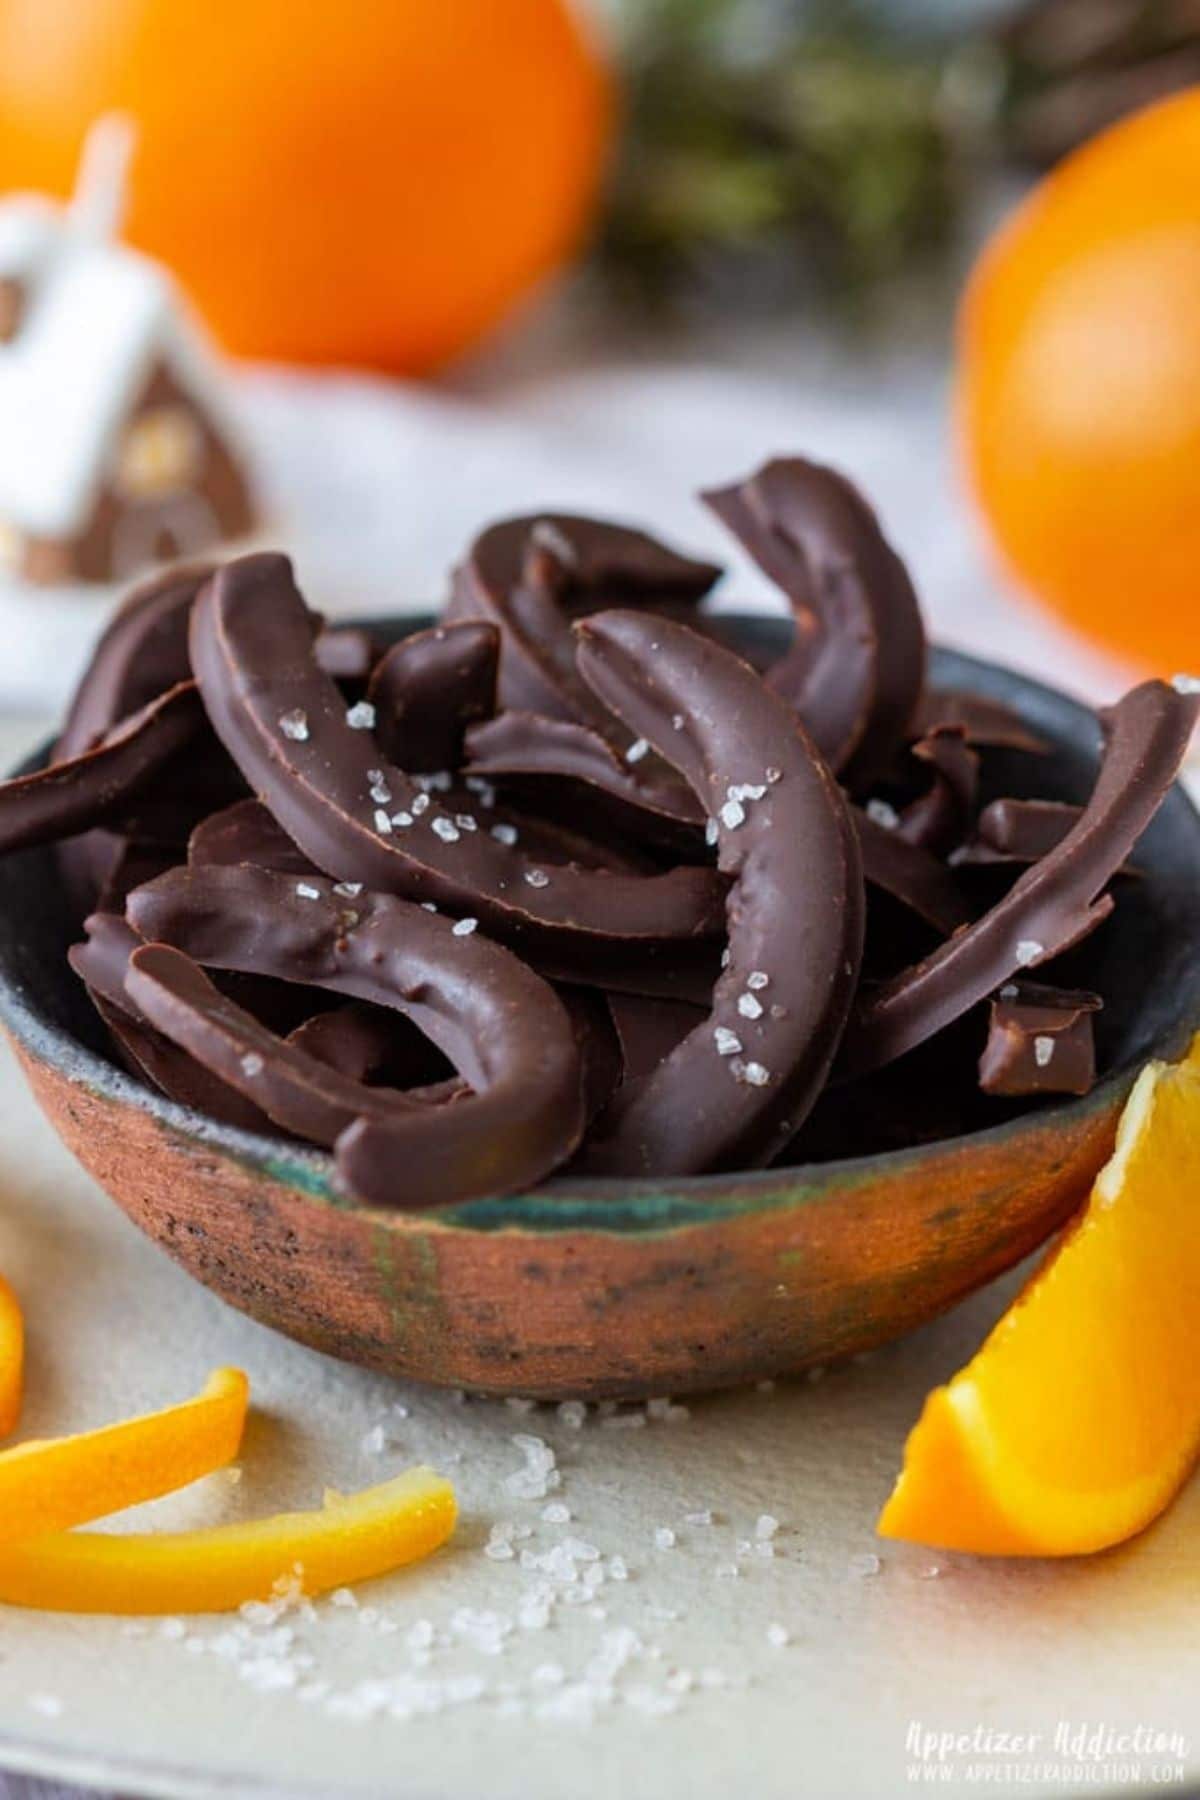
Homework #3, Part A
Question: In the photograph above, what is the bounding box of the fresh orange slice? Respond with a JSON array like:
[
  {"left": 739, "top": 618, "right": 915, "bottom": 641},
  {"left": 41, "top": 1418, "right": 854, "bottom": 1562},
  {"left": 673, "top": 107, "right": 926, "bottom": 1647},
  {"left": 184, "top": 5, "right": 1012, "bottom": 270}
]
[
  {"left": 0, "top": 1466, "right": 457, "bottom": 1612},
  {"left": 878, "top": 1034, "right": 1200, "bottom": 1556}
]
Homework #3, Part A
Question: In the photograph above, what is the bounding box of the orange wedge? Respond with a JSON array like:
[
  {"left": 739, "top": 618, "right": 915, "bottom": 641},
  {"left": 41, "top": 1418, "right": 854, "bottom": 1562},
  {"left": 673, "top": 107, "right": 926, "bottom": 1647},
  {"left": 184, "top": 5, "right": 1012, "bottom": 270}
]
[
  {"left": 0, "top": 1276, "right": 23, "bottom": 1439},
  {"left": 879, "top": 1033, "right": 1200, "bottom": 1556}
]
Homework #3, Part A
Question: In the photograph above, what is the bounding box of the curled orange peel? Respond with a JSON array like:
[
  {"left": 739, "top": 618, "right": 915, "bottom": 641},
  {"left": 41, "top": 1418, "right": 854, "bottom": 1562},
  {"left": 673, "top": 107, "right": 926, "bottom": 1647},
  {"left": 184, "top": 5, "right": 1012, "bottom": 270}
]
[
  {"left": 0, "top": 1367, "right": 248, "bottom": 1547},
  {"left": 0, "top": 1275, "right": 24, "bottom": 1439},
  {"left": 878, "top": 1032, "right": 1200, "bottom": 1556},
  {"left": 0, "top": 1465, "right": 456, "bottom": 1613}
]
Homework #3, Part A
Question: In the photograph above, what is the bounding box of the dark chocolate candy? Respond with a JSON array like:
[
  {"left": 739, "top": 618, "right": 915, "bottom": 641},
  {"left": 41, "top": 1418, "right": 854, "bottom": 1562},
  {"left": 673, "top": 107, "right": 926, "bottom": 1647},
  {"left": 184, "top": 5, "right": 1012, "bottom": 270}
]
[
  {"left": 605, "top": 992, "right": 707, "bottom": 1084},
  {"left": 978, "top": 980, "right": 1101, "bottom": 1097},
  {"left": 915, "top": 689, "right": 1048, "bottom": 755},
  {"left": 840, "top": 680, "right": 1198, "bottom": 1076},
  {"left": 189, "top": 798, "right": 318, "bottom": 876},
  {"left": 367, "top": 622, "right": 498, "bottom": 771},
  {"left": 449, "top": 513, "right": 721, "bottom": 724},
  {"left": 702, "top": 457, "right": 926, "bottom": 788},
  {"left": 286, "top": 1002, "right": 462, "bottom": 1103},
  {"left": 188, "top": 555, "right": 726, "bottom": 975},
  {"left": 852, "top": 808, "right": 971, "bottom": 937},
  {"left": 574, "top": 610, "right": 864, "bottom": 1176},
  {"left": 894, "top": 725, "right": 979, "bottom": 857},
  {"left": 955, "top": 798, "right": 1086, "bottom": 868},
  {"left": 0, "top": 682, "right": 205, "bottom": 856},
  {"left": 126, "top": 862, "right": 587, "bottom": 1206}
]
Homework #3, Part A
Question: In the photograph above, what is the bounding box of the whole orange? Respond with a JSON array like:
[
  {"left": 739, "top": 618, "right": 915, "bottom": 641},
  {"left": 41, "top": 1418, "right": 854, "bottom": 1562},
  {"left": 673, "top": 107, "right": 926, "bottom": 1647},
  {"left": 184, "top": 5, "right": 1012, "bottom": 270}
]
[
  {"left": 958, "top": 87, "right": 1200, "bottom": 674},
  {"left": 0, "top": 0, "right": 612, "bottom": 372}
]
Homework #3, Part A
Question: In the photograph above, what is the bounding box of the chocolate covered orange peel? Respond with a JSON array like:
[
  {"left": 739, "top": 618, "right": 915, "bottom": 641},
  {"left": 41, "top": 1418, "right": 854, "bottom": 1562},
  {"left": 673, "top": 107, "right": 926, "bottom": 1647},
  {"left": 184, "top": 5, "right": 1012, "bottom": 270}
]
[
  {"left": 0, "top": 1467, "right": 456, "bottom": 1615},
  {"left": 878, "top": 1033, "right": 1200, "bottom": 1556}
]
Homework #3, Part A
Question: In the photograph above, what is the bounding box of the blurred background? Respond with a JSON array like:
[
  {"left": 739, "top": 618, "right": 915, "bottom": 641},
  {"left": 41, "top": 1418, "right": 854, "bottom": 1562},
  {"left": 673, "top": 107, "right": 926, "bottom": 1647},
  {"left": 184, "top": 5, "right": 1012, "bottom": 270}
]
[{"left": 0, "top": 0, "right": 1197, "bottom": 714}]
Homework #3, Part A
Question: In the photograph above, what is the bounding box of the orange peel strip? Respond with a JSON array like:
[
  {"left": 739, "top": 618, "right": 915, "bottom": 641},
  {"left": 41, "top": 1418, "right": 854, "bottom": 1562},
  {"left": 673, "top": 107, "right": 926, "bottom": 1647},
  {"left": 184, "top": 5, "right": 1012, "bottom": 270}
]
[
  {"left": 878, "top": 1033, "right": 1200, "bottom": 1556},
  {"left": 0, "top": 1276, "right": 24, "bottom": 1440},
  {"left": 0, "top": 1367, "right": 248, "bottom": 1547},
  {"left": 0, "top": 1465, "right": 456, "bottom": 1613}
]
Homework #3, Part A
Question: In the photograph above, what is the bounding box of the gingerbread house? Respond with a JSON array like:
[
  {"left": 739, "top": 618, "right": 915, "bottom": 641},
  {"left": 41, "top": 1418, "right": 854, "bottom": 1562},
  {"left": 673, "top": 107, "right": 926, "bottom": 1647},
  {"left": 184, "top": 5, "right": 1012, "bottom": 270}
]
[{"left": 0, "top": 118, "right": 256, "bottom": 587}]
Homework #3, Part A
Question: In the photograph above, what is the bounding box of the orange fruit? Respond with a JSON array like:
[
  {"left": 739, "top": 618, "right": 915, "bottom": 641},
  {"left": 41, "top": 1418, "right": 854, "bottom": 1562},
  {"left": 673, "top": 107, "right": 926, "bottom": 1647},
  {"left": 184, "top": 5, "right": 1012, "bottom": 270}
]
[
  {"left": 958, "top": 88, "right": 1200, "bottom": 675},
  {"left": 0, "top": 0, "right": 613, "bottom": 372},
  {"left": 878, "top": 1033, "right": 1200, "bottom": 1556}
]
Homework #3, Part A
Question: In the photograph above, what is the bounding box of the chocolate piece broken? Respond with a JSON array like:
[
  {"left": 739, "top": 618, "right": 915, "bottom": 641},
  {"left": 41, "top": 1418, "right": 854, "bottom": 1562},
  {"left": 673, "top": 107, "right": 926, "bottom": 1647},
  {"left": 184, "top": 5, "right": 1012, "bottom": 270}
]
[{"left": 978, "top": 981, "right": 1101, "bottom": 1097}]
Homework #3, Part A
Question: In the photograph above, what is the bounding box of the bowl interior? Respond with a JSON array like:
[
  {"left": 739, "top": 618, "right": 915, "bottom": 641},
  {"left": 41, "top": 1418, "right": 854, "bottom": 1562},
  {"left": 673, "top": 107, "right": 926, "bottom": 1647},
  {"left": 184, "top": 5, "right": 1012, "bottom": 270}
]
[{"left": 0, "top": 616, "right": 1198, "bottom": 1233}]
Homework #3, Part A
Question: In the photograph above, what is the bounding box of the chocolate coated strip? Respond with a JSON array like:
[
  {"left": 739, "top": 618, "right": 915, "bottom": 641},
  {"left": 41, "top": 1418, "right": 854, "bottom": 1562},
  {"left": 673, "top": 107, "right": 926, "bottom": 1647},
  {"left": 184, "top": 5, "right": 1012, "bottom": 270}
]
[
  {"left": 189, "top": 798, "right": 318, "bottom": 876},
  {"left": 915, "top": 689, "right": 1048, "bottom": 755},
  {"left": 465, "top": 710, "right": 705, "bottom": 839},
  {"left": 0, "top": 683, "right": 204, "bottom": 855},
  {"left": 126, "top": 944, "right": 439, "bottom": 1149},
  {"left": 852, "top": 809, "right": 971, "bottom": 936},
  {"left": 367, "top": 622, "right": 498, "bottom": 771},
  {"left": 574, "top": 611, "right": 864, "bottom": 1176},
  {"left": 449, "top": 513, "right": 721, "bottom": 725},
  {"left": 126, "top": 863, "right": 587, "bottom": 1206},
  {"left": 702, "top": 456, "right": 926, "bottom": 788},
  {"left": 954, "top": 798, "right": 1085, "bottom": 868},
  {"left": 605, "top": 992, "right": 706, "bottom": 1084},
  {"left": 978, "top": 981, "right": 1101, "bottom": 1098},
  {"left": 840, "top": 681, "right": 1198, "bottom": 1076},
  {"left": 894, "top": 725, "right": 979, "bottom": 856},
  {"left": 189, "top": 556, "right": 726, "bottom": 967},
  {"left": 286, "top": 1003, "right": 462, "bottom": 1103}
]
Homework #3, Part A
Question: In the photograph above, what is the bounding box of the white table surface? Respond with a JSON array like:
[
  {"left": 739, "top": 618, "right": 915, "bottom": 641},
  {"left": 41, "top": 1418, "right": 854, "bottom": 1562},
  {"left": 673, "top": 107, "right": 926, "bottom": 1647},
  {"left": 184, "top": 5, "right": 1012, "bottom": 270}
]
[{"left": 0, "top": 303, "right": 1196, "bottom": 1800}]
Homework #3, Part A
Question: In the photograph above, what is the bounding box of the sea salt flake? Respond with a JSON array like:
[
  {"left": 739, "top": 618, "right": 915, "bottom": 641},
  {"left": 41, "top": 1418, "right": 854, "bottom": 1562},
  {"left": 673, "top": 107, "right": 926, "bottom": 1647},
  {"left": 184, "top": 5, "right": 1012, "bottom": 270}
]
[
  {"left": 391, "top": 811, "right": 414, "bottom": 828},
  {"left": 373, "top": 808, "right": 393, "bottom": 835},
  {"left": 671, "top": 713, "right": 685, "bottom": 730},
  {"left": 625, "top": 738, "right": 650, "bottom": 764},
  {"left": 333, "top": 881, "right": 363, "bottom": 897},
  {"left": 1034, "top": 1035, "right": 1055, "bottom": 1068},
  {"left": 999, "top": 982, "right": 1018, "bottom": 999},
  {"left": 755, "top": 1513, "right": 779, "bottom": 1540},
  {"left": 490, "top": 822, "right": 518, "bottom": 846},
  {"left": 705, "top": 817, "right": 719, "bottom": 846},
  {"left": 720, "top": 798, "right": 745, "bottom": 830},
  {"left": 865, "top": 797, "right": 899, "bottom": 829},
  {"left": 295, "top": 882, "right": 320, "bottom": 900},
  {"left": 1015, "top": 938, "right": 1044, "bottom": 966},
  {"left": 747, "top": 970, "right": 770, "bottom": 990},
  {"left": 240, "top": 1052, "right": 264, "bottom": 1078},
  {"left": 278, "top": 709, "right": 309, "bottom": 742},
  {"left": 452, "top": 918, "right": 478, "bottom": 937},
  {"left": 738, "top": 1060, "right": 770, "bottom": 1087},
  {"left": 524, "top": 868, "right": 550, "bottom": 889},
  {"left": 737, "top": 992, "right": 764, "bottom": 1020},
  {"left": 431, "top": 817, "right": 460, "bottom": 844},
  {"left": 420, "top": 902, "right": 438, "bottom": 913},
  {"left": 346, "top": 701, "right": 376, "bottom": 730},
  {"left": 542, "top": 1501, "right": 571, "bottom": 1524},
  {"left": 454, "top": 814, "right": 478, "bottom": 832},
  {"left": 765, "top": 765, "right": 782, "bottom": 784},
  {"left": 411, "top": 792, "right": 430, "bottom": 816},
  {"left": 714, "top": 1026, "right": 742, "bottom": 1057}
]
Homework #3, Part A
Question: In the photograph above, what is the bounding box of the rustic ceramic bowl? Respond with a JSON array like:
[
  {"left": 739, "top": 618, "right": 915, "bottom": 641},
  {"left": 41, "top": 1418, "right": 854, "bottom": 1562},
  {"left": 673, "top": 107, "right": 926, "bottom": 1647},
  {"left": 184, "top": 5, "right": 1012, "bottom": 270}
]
[{"left": 1, "top": 619, "right": 1197, "bottom": 1398}]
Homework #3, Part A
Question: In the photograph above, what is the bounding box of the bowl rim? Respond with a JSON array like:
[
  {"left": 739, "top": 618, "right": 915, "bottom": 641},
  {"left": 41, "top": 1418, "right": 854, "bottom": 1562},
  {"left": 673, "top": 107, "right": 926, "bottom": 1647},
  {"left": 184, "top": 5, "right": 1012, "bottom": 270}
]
[{"left": 1, "top": 631, "right": 1197, "bottom": 1236}]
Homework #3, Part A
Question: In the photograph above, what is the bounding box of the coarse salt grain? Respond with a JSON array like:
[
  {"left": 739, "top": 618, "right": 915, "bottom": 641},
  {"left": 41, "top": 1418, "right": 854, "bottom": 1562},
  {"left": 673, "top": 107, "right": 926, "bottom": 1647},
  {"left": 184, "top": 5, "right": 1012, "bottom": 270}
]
[
  {"left": 741, "top": 1061, "right": 771, "bottom": 1087},
  {"left": 737, "top": 992, "right": 764, "bottom": 1020},
  {"left": 452, "top": 918, "right": 478, "bottom": 937},
  {"left": 720, "top": 799, "right": 745, "bottom": 830},
  {"left": 240, "top": 1052, "right": 263, "bottom": 1077},
  {"left": 999, "top": 982, "right": 1018, "bottom": 999},
  {"left": 431, "top": 817, "right": 460, "bottom": 844},
  {"left": 295, "top": 882, "right": 320, "bottom": 900},
  {"left": 542, "top": 1501, "right": 571, "bottom": 1524},
  {"left": 671, "top": 712, "right": 685, "bottom": 730},
  {"left": 865, "top": 797, "right": 899, "bottom": 829},
  {"left": 755, "top": 1513, "right": 779, "bottom": 1539},
  {"left": 1015, "top": 939, "right": 1044, "bottom": 966},
  {"left": 346, "top": 701, "right": 376, "bottom": 730},
  {"left": 714, "top": 1026, "right": 742, "bottom": 1057},
  {"left": 373, "top": 808, "right": 393, "bottom": 835},
  {"left": 333, "top": 881, "right": 362, "bottom": 897},
  {"left": 524, "top": 868, "right": 550, "bottom": 889},
  {"left": 278, "top": 709, "right": 309, "bottom": 742},
  {"left": 391, "top": 811, "right": 414, "bottom": 828},
  {"left": 705, "top": 818, "right": 719, "bottom": 846},
  {"left": 654, "top": 1527, "right": 676, "bottom": 1550},
  {"left": 411, "top": 792, "right": 430, "bottom": 816},
  {"left": 455, "top": 814, "right": 478, "bottom": 832},
  {"left": 1034, "top": 1035, "right": 1055, "bottom": 1067},
  {"left": 625, "top": 738, "right": 650, "bottom": 764},
  {"left": 491, "top": 822, "right": 518, "bottom": 846},
  {"left": 747, "top": 970, "right": 769, "bottom": 990}
]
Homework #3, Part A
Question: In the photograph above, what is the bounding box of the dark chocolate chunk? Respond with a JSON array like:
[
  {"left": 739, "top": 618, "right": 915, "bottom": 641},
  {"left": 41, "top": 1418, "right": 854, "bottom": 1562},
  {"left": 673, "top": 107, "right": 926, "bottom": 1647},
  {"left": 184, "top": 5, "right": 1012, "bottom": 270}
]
[
  {"left": 574, "top": 610, "right": 864, "bottom": 1176},
  {"left": 702, "top": 456, "right": 926, "bottom": 788},
  {"left": 894, "top": 725, "right": 979, "bottom": 857},
  {"left": 286, "top": 1002, "right": 461, "bottom": 1102},
  {"left": 367, "top": 622, "right": 498, "bottom": 771},
  {"left": 840, "top": 680, "right": 1198, "bottom": 1076},
  {"left": 978, "top": 981, "right": 1101, "bottom": 1097},
  {"left": 0, "top": 683, "right": 205, "bottom": 856},
  {"left": 955, "top": 798, "right": 1086, "bottom": 868},
  {"left": 126, "top": 862, "right": 587, "bottom": 1206},
  {"left": 187, "top": 555, "right": 727, "bottom": 974}
]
